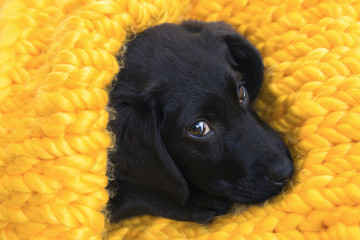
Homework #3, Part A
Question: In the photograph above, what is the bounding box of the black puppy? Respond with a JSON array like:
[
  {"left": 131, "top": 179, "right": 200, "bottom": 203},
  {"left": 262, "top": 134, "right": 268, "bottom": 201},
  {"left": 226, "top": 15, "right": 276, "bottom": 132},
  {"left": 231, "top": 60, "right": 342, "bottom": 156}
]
[{"left": 107, "top": 20, "right": 294, "bottom": 223}]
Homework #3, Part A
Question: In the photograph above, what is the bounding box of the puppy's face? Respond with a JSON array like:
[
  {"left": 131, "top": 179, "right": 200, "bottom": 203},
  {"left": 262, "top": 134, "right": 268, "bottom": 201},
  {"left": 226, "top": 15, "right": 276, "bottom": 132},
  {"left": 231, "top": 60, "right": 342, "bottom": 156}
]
[
  {"left": 110, "top": 21, "right": 294, "bottom": 209},
  {"left": 158, "top": 40, "right": 293, "bottom": 204}
]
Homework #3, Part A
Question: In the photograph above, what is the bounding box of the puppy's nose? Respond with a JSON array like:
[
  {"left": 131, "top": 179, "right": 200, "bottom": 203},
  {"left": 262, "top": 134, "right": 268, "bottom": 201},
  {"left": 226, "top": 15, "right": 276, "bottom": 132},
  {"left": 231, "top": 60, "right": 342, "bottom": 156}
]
[{"left": 266, "top": 163, "right": 294, "bottom": 186}]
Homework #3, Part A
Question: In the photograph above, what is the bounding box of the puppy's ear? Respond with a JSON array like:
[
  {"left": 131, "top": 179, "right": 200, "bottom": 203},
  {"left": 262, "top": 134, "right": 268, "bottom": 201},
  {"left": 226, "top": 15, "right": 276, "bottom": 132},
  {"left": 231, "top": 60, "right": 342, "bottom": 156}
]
[
  {"left": 108, "top": 90, "right": 190, "bottom": 205},
  {"left": 182, "top": 21, "right": 264, "bottom": 100},
  {"left": 224, "top": 33, "right": 264, "bottom": 101}
]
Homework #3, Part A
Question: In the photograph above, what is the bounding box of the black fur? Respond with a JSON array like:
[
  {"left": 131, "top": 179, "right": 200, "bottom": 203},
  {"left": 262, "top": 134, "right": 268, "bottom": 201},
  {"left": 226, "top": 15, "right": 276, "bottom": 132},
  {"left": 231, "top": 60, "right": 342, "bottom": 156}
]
[{"left": 107, "top": 20, "right": 294, "bottom": 223}]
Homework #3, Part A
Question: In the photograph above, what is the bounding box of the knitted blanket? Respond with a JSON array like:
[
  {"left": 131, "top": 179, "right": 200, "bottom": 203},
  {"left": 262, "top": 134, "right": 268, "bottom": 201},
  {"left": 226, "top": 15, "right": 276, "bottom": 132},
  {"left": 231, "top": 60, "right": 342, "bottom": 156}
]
[{"left": 0, "top": 0, "right": 359, "bottom": 239}]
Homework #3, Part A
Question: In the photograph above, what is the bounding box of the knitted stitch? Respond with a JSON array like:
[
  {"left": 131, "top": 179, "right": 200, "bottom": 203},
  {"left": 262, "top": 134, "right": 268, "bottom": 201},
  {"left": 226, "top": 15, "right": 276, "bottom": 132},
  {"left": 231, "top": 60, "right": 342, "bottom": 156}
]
[{"left": 0, "top": 0, "right": 359, "bottom": 240}]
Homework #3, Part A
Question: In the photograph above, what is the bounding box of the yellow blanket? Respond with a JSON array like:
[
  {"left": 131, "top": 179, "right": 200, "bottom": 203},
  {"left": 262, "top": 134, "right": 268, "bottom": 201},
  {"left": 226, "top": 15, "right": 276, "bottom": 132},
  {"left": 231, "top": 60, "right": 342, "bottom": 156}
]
[{"left": 1, "top": 0, "right": 359, "bottom": 239}]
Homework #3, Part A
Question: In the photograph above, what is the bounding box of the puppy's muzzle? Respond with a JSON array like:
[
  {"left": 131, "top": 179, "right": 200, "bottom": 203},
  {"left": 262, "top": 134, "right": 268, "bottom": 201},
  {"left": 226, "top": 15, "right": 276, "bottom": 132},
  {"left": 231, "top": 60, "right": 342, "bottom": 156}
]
[{"left": 265, "top": 155, "right": 294, "bottom": 187}]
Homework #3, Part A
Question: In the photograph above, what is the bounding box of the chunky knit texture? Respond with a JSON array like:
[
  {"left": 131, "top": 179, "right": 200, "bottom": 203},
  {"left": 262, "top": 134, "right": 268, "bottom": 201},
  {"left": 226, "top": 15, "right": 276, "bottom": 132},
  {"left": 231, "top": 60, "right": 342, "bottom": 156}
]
[{"left": 0, "top": 0, "right": 359, "bottom": 239}]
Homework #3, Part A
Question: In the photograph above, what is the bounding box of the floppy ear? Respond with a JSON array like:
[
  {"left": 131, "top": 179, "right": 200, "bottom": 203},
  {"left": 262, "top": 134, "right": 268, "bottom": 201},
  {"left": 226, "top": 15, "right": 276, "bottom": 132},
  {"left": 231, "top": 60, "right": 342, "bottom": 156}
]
[
  {"left": 224, "top": 33, "right": 264, "bottom": 101},
  {"left": 182, "top": 21, "right": 264, "bottom": 100},
  {"left": 108, "top": 88, "right": 190, "bottom": 205}
]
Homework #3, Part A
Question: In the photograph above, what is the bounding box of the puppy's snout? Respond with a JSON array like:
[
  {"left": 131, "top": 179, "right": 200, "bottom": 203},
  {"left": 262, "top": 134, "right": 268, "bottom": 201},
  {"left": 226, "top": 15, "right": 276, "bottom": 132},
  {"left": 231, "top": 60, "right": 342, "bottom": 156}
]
[{"left": 266, "top": 159, "right": 294, "bottom": 186}]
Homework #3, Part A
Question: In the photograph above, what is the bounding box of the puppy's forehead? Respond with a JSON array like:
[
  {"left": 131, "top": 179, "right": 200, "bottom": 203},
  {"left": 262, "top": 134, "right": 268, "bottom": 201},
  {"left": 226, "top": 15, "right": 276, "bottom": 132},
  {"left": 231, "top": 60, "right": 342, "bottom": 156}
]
[
  {"left": 126, "top": 23, "right": 240, "bottom": 118},
  {"left": 130, "top": 23, "right": 232, "bottom": 73},
  {"left": 138, "top": 23, "right": 228, "bottom": 53},
  {"left": 133, "top": 24, "right": 236, "bottom": 90}
]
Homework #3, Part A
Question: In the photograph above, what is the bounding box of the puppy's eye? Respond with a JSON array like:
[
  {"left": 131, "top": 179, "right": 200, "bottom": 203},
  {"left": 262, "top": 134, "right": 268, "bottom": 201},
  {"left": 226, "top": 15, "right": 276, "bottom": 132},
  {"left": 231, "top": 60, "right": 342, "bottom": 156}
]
[
  {"left": 237, "top": 85, "right": 247, "bottom": 102},
  {"left": 188, "top": 121, "right": 212, "bottom": 137}
]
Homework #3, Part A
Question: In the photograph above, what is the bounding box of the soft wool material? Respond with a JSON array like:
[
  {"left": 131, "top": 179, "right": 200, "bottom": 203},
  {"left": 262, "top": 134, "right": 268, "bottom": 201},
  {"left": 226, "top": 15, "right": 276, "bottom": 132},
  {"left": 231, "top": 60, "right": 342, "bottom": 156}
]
[{"left": 0, "top": 0, "right": 359, "bottom": 239}]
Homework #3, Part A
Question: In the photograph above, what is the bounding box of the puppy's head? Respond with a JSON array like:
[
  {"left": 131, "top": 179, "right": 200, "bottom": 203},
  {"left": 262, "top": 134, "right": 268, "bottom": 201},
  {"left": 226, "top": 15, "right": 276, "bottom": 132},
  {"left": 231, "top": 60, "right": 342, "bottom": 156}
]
[{"left": 109, "top": 21, "right": 294, "bottom": 206}]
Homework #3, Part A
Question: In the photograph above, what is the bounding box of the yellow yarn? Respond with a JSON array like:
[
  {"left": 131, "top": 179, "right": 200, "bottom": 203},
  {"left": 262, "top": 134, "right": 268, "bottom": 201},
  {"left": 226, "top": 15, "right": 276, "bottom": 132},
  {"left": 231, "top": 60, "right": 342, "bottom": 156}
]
[{"left": 0, "top": 0, "right": 359, "bottom": 239}]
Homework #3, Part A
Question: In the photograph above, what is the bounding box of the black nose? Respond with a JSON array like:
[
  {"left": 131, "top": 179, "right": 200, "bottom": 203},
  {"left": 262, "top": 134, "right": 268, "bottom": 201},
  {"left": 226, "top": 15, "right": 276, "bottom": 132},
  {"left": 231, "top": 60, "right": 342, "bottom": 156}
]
[{"left": 266, "top": 163, "right": 294, "bottom": 186}]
